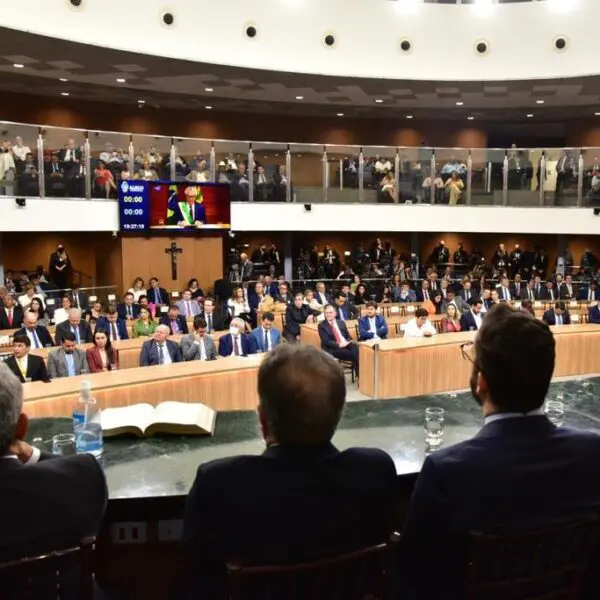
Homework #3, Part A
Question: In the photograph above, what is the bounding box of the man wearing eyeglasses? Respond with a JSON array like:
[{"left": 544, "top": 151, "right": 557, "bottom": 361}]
[{"left": 399, "top": 303, "right": 600, "bottom": 600}]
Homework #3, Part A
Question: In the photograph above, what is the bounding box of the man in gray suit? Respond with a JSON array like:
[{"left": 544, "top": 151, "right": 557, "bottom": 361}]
[
  {"left": 446, "top": 289, "right": 467, "bottom": 314},
  {"left": 177, "top": 289, "right": 201, "bottom": 318},
  {"left": 47, "top": 331, "right": 89, "bottom": 378},
  {"left": 180, "top": 317, "right": 217, "bottom": 361}
]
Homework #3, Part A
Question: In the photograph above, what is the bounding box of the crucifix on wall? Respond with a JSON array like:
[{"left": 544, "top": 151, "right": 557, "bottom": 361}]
[{"left": 165, "top": 241, "right": 183, "bottom": 280}]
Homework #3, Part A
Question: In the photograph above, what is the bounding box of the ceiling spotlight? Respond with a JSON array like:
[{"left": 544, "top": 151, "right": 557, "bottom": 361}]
[
  {"left": 337, "top": 113, "right": 344, "bottom": 117},
  {"left": 61, "top": 92, "right": 70, "bottom": 96},
  {"left": 138, "top": 99, "right": 145, "bottom": 104},
  {"left": 296, "top": 96, "right": 304, "bottom": 100},
  {"left": 406, "top": 115, "right": 413, "bottom": 119},
  {"left": 13, "top": 63, "right": 24, "bottom": 68},
  {"left": 375, "top": 99, "right": 383, "bottom": 103},
  {"left": 595, "top": 112, "right": 600, "bottom": 116},
  {"left": 536, "top": 100, "right": 545, "bottom": 104},
  {"left": 116, "top": 78, "right": 126, "bottom": 83},
  {"left": 467, "top": 116, "right": 475, "bottom": 120},
  {"left": 205, "top": 87, "right": 214, "bottom": 92},
  {"left": 205, "top": 106, "right": 213, "bottom": 110},
  {"left": 527, "top": 114, "right": 534, "bottom": 118},
  {"left": 59, "top": 77, "right": 69, "bottom": 82},
  {"left": 456, "top": 101, "right": 464, "bottom": 106}
]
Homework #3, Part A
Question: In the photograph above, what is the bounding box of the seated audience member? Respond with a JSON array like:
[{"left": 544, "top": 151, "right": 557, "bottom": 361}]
[
  {"left": 416, "top": 280, "right": 432, "bottom": 303},
  {"left": 218, "top": 318, "right": 256, "bottom": 357},
  {"left": 138, "top": 294, "right": 156, "bottom": 319},
  {"left": 399, "top": 303, "right": 600, "bottom": 600},
  {"left": 132, "top": 306, "right": 157, "bottom": 338},
  {"left": 540, "top": 280, "right": 558, "bottom": 302},
  {"left": 394, "top": 282, "right": 417, "bottom": 303},
  {"left": 86, "top": 329, "right": 117, "bottom": 372},
  {"left": 543, "top": 300, "right": 571, "bottom": 326},
  {"left": 181, "top": 317, "right": 217, "bottom": 362},
  {"left": 358, "top": 301, "right": 388, "bottom": 341},
  {"left": 460, "top": 298, "right": 484, "bottom": 331},
  {"left": 128, "top": 277, "right": 147, "bottom": 302},
  {"left": 52, "top": 295, "right": 73, "bottom": 325},
  {"left": 177, "top": 289, "right": 201, "bottom": 318},
  {"left": 314, "top": 281, "right": 331, "bottom": 306},
  {"left": 15, "top": 312, "right": 54, "bottom": 348},
  {"left": 44, "top": 154, "right": 67, "bottom": 197},
  {"left": 0, "top": 361, "right": 107, "bottom": 562},
  {"left": 117, "top": 292, "right": 140, "bottom": 321},
  {"left": 140, "top": 325, "right": 183, "bottom": 366},
  {"left": 496, "top": 276, "right": 512, "bottom": 302},
  {"left": 69, "top": 284, "right": 89, "bottom": 311},
  {"left": 441, "top": 303, "right": 462, "bottom": 333},
  {"left": 559, "top": 274, "right": 578, "bottom": 300},
  {"left": 0, "top": 294, "right": 24, "bottom": 329},
  {"left": 94, "top": 160, "right": 117, "bottom": 198},
  {"left": 187, "top": 278, "right": 204, "bottom": 300},
  {"left": 201, "top": 298, "right": 227, "bottom": 333},
  {"left": 335, "top": 292, "right": 359, "bottom": 321},
  {"left": 148, "top": 277, "right": 169, "bottom": 306},
  {"left": 579, "top": 280, "right": 600, "bottom": 302},
  {"left": 159, "top": 305, "right": 189, "bottom": 335},
  {"left": 227, "top": 287, "right": 251, "bottom": 323},
  {"left": 55, "top": 308, "right": 93, "bottom": 345},
  {"left": 404, "top": 307, "right": 437, "bottom": 338},
  {"left": 47, "top": 331, "right": 89, "bottom": 379},
  {"left": 17, "top": 284, "right": 44, "bottom": 311},
  {"left": 96, "top": 308, "right": 129, "bottom": 342},
  {"left": 249, "top": 282, "right": 274, "bottom": 323},
  {"left": 318, "top": 304, "right": 359, "bottom": 374},
  {"left": 285, "top": 293, "right": 319, "bottom": 342},
  {"left": 28, "top": 298, "right": 50, "bottom": 327},
  {"left": 83, "top": 300, "right": 103, "bottom": 326},
  {"left": 18, "top": 153, "right": 40, "bottom": 196},
  {"left": 183, "top": 344, "right": 398, "bottom": 598},
  {"left": 353, "top": 283, "right": 369, "bottom": 305},
  {"left": 446, "top": 289, "right": 466, "bottom": 314},
  {"left": 521, "top": 279, "right": 536, "bottom": 301},
  {"left": 520, "top": 298, "right": 536, "bottom": 317},
  {"left": 303, "top": 288, "right": 323, "bottom": 312},
  {"left": 275, "top": 282, "right": 293, "bottom": 306},
  {"left": 250, "top": 312, "right": 281, "bottom": 352},
  {"left": 263, "top": 275, "right": 278, "bottom": 298},
  {"left": 378, "top": 283, "right": 394, "bottom": 304},
  {"left": 4, "top": 335, "right": 50, "bottom": 383}
]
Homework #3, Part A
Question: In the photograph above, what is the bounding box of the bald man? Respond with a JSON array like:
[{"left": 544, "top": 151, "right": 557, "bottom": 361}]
[{"left": 139, "top": 325, "right": 183, "bottom": 366}]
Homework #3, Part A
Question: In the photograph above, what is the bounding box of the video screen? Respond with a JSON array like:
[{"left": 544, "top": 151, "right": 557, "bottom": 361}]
[{"left": 118, "top": 181, "right": 230, "bottom": 232}]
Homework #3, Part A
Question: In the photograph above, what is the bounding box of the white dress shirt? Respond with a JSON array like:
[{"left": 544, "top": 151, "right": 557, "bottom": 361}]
[
  {"left": 52, "top": 308, "right": 69, "bottom": 324},
  {"left": 12, "top": 144, "right": 31, "bottom": 162},
  {"left": 473, "top": 311, "right": 483, "bottom": 329},
  {"left": 1, "top": 446, "right": 40, "bottom": 463},
  {"left": 230, "top": 335, "right": 244, "bottom": 356},
  {"left": 195, "top": 337, "right": 208, "bottom": 361},
  {"left": 484, "top": 408, "right": 544, "bottom": 426},
  {"left": 25, "top": 329, "right": 42, "bottom": 348},
  {"left": 403, "top": 318, "right": 437, "bottom": 338},
  {"left": 128, "top": 288, "right": 147, "bottom": 302},
  {"left": 318, "top": 292, "right": 328, "bottom": 304},
  {"left": 156, "top": 342, "right": 172, "bottom": 365},
  {"left": 368, "top": 317, "right": 380, "bottom": 340}
]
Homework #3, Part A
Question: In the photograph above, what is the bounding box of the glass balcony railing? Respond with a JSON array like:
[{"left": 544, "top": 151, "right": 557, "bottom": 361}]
[{"left": 0, "top": 120, "right": 597, "bottom": 208}]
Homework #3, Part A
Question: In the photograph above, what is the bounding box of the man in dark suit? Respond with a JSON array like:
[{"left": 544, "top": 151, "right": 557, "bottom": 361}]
[
  {"left": 579, "top": 280, "right": 600, "bottom": 302},
  {"left": 495, "top": 276, "right": 512, "bottom": 302},
  {"left": 201, "top": 298, "right": 227, "bottom": 333},
  {"left": 314, "top": 281, "right": 331, "bottom": 306},
  {"left": 399, "top": 303, "right": 600, "bottom": 600},
  {"left": 459, "top": 298, "right": 484, "bottom": 331},
  {"left": 457, "top": 280, "right": 474, "bottom": 304},
  {"left": 183, "top": 344, "right": 398, "bottom": 599},
  {"left": 15, "top": 312, "right": 54, "bottom": 348},
  {"left": 510, "top": 273, "right": 524, "bottom": 299},
  {"left": 0, "top": 360, "right": 106, "bottom": 564},
  {"left": 0, "top": 294, "right": 24, "bottom": 329},
  {"left": 284, "top": 293, "right": 320, "bottom": 343},
  {"left": 318, "top": 305, "right": 359, "bottom": 374},
  {"left": 589, "top": 303, "right": 600, "bottom": 324},
  {"left": 542, "top": 301, "right": 571, "bottom": 326},
  {"left": 55, "top": 309, "right": 93, "bottom": 345},
  {"left": 532, "top": 275, "right": 544, "bottom": 300},
  {"left": 218, "top": 318, "right": 256, "bottom": 357},
  {"left": 4, "top": 335, "right": 50, "bottom": 383},
  {"left": 159, "top": 305, "right": 189, "bottom": 335},
  {"left": 139, "top": 326, "right": 183, "bottom": 366},
  {"left": 69, "top": 285, "right": 89, "bottom": 311},
  {"left": 274, "top": 281, "right": 293, "bottom": 306},
  {"left": 239, "top": 253, "right": 253, "bottom": 281},
  {"left": 95, "top": 308, "right": 129, "bottom": 342},
  {"left": 520, "top": 279, "right": 536, "bottom": 301},
  {"left": 148, "top": 277, "right": 169, "bottom": 306},
  {"left": 334, "top": 292, "right": 359, "bottom": 321},
  {"left": 416, "top": 280, "right": 432, "bottom": 303},
  {"left": 44, "top": 154, "right": 67, "bottom": 197},
  {"left": 117, "top": 292, "right": 140, "bottom": 321},
  {"left": 540, "top": 280, "right": 558, "bottom": 302},
  {"left": 559, "top": 274, "right": 578, "bottom": 300}
]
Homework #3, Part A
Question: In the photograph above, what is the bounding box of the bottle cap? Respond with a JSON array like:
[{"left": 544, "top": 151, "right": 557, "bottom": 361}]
[{"left": 81, "top": 380, "right": 91, "bottom": 392}]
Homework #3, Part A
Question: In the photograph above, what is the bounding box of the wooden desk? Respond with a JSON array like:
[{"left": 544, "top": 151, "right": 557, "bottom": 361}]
[
  {"left": 22, "top": 355, "right": 264, "bottom": 419},
  {"left": 358, "top": 324, "right": 600, "bottom": 399}
]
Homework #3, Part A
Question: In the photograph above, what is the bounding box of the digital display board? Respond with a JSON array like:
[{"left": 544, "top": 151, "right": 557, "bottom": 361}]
[{"left": 118, "top": 180, "right": 231, "bottom": 232}]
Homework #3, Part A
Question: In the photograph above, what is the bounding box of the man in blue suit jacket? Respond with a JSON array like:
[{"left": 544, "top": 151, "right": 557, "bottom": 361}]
[
  {"left": 159, "top": 305, "right": 190, "bottom": 335},
  {"left": 250, "top": 312, "right": 281, "bottom": 352},
  {"left": 95, "top": 309, "right": 129, "bottom": 341},
  {"left": 358, "top": 301, "right": 388, "bottom": 341},
  {"left": 176, "top": 290, "right": 201, "bottom": 318},
  {"left": 393, "top": 283, "right": 416, "bottom": 303},
  {"left": 589, "top": 303, "right": 600, "bottom": 324},
  {"left": 314, "top": 281, "right": 331, "bottom": 306},
  {"left": 542, "top": 301, "right": 571, "bottom": 326},
  {"left": 218, "top": 318, "right": 257, "bottom": 357},
  {"left": 334, "top": 292, "right": 359, "bottom": 321},
  {"left": 117, "top": 293, "right": 140, "bottom": 321},
  {"left": 578, "top": 280, "right": 600, "bottom": 301},
  {"left": 139, "top": 326, "right": 183, "bottom": 366},
  {"left": 459, "top": 298, "right": 484, "bottom": 331},
  {"left": 400, "top": 303, "right": 600, "bottom": 600}
]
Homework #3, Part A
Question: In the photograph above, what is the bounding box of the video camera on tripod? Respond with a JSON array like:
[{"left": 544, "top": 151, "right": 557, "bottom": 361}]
[{"left": 227, "top": 244, "right": 249, "bottom": 282}]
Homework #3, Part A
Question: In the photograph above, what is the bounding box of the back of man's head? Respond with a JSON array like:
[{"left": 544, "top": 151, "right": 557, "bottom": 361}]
[
  {"left": 258, "top": 344, "right": 345, "bottom": 446},
  {"left": 475, "top": 303, "right": 555, "bottom": 413},
  {"left": 0, "top": 363, "right": 23, "bottom": 456}
]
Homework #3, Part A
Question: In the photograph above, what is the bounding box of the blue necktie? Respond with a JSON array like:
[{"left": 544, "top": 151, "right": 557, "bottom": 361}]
[
  {"left": 72, "top": 327, "right": 81, "bottom": 344},
  {"left": 31, "top": 330, "right": 40, "bottom": 349}
]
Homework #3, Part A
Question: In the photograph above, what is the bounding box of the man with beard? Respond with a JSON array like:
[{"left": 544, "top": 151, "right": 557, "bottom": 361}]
[{"left": 399, "top": 303, "right": 600, "bottom": 600}]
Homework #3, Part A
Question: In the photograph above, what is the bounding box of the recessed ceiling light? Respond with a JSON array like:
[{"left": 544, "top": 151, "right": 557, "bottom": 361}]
[
  {"left": 13, "top": 63, "right": 24, "bottom": 68},
  {"left": 116, "top": 78, "right": 126, "bottom": 83},
  {"left": 295, "top": 96, "right": 304, "bottom": 100},
  {"left": 536, "top": 100, "right": 545, "bottom": 104},
  {"left": 467, "top": 116, "right": 475, "bottom": 120},
  {"left": 406, "top": 115, "right": 413, "bottom": 119},
  {"left": 138, "top": 99, "right": 145, "bottom": 104},
  {"left": 59, "top": 77, "right": 69, "bottom": 82},
  {"left": 527, "top": 114, "right": 534, "bottom": 118},
  {"left": 205, "top": 106, "right": 213, "bottom": 110},
  {"left": 205, "top": 87, "right": 214, "bottom": 92},
  {"left": 337, "top": 113, "right": 344, "bottom": 117},
  {"left": 595, "top": 112, "right": 600, "bottom": 116},
  {"left": 456, "top": 101, "right": 464, "bottom": 106},
  {"left": 61, "top": 92, "right": 70, "bottom": 97},
  {"left": 375, "top": 99, "right": 383, "bottom": 103}
]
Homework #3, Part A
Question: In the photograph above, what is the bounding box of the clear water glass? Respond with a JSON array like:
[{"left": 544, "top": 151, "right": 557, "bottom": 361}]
[
  {"left": 544, "top": 400, "right": 565, "bottom": 427},
  {"left": 52, "top": 433, "right": 76, "bottom": 456},
  {"left": 425, "top": 407, "right": 445, "bottom": 446}
]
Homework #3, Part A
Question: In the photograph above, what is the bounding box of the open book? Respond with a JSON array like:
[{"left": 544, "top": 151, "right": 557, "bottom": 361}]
[{"left": 101, "top": 401, "right": 216, "bottom": 438}]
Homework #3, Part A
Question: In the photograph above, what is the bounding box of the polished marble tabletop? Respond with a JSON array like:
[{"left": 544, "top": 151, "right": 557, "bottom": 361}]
[{"left": 28, "top": 376, "right": 600, "bottom": 500}]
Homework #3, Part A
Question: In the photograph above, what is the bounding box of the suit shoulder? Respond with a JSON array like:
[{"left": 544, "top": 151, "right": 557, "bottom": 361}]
[{"left": 337, "top": 447, "right": 397, "bottom": 474}]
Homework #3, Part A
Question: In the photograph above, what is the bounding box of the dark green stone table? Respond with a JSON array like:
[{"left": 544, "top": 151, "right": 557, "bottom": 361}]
[{"left": 28, "top": 376, "right": 600, "bottom": 500}]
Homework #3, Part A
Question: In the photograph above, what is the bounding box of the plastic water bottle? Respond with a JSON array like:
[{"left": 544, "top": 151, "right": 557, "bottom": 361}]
[{"left": 72, "top": 381, "right": 104, "bottom": 461}]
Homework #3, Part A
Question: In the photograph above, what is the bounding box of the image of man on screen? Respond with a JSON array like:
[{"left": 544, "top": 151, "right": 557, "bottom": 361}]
[{"left": 167, "top": 185, "right": 206, "bottom": 228}]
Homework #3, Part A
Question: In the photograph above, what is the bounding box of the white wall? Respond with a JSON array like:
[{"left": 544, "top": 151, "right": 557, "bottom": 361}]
[
  {"left": 2, "top": 197, "right": 599, "bottom": 235},
  {"left": 1, "top": 0, "right": 594, "bottom": 81}
]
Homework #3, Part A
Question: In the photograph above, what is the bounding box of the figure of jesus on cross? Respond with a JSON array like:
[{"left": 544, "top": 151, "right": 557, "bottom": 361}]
[{"left": 165, "top": 242, "right": 183, "bottom": 281}]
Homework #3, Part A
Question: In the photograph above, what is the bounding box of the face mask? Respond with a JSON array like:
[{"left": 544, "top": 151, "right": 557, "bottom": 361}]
[{"left": 229, "top": 326, "right": 239, "bottom": 336}]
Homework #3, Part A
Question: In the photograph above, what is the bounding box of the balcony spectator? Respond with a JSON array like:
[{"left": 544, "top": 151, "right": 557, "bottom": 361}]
[
  {"left": 11, "top": 136, "right": 31, "bottom": 164},
  {"left": 254, "top": 165, "right": 269, "bottom": 201},
  {"left": 272, "top": 164, "right": 289, "bottom": 202},
  {"left": 231, "top": 163, "right": 249, "bottom": 201},
  {"left": 0, "top": 140, "right": 16, "bottom": 193},
  {"left": 44, "top": 154, "right": 66, "bottom": 197},
  {"left": 445, "top": 171, "right": 464, "bottom": 205},
  {"left": 94, "top": 160, "right": 117, "bottom": 198},
  {"left": 18, "top": 153, "right": 39, "bottom": 196},
  {"left": 379, "top": 172, "right": 395, "bottom": 203},
  {"left": 136, "top": 160, "right": 158, "bottom": 181},
  {"left": 59, "top": 139, "right": 81, "bottom": 173},
  {"left": 186, "top": 160, "right": 209, "bottom": 183}
]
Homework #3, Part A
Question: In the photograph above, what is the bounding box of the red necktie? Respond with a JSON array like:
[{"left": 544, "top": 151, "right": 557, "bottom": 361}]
[{"left": 331, "top": 322, "right": 342, "bottom": 344}]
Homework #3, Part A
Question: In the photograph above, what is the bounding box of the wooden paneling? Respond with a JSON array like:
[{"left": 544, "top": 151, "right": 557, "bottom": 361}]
[{"left": 120, "top": 235, "right": 224, "bottom": 296}]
